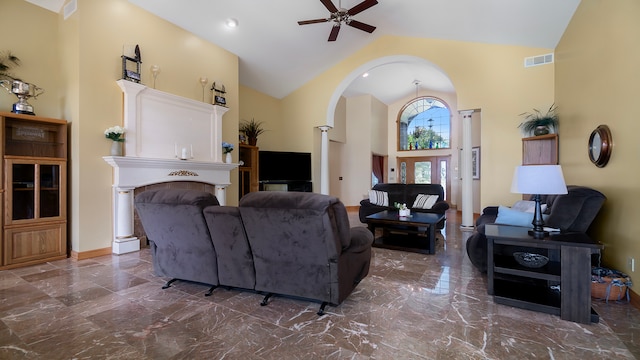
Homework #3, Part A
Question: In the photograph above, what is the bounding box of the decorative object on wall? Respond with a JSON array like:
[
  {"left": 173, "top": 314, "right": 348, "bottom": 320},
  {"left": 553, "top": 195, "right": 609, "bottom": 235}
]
[
  {"left": 518, "top": 103, "right": 558, "bottom": 137},
  {"left": 588, "top": 125, "right": 612, "bottom": 168},
  {"left": 121, "top": 44, "right": 142, "bottom": 83},
  {"left": 239, "top": 118, "right": 266, "bottom": 146},
  {"left": 199, "top": 77, "right": 208, "bottom": 102},
  {"left": 105, "top": 125, "right": 125, "bottom": 156},
  {"left": 472, "top": 147, "right": 480, "bottom": 179},
  {"left": 150, "top": 65, "right": 160, "bottom": 89},
  {"left": 211, "top": 82, "right": 227, "bottom": 106}
]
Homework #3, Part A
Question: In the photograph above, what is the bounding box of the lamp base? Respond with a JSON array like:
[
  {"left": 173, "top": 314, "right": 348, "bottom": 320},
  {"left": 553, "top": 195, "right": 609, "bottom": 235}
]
[{"left": 528, "top": 229, "right": 548, "bottom": 239}]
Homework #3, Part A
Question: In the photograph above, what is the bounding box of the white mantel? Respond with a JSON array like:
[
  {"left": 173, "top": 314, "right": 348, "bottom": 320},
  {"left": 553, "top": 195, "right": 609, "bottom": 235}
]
[{"left": 104, "top": 80, "right": 237, "bottom": 255}]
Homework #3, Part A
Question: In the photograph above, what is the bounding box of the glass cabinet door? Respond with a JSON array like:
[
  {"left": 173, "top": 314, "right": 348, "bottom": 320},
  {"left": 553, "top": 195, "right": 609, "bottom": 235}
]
[
  {"left": 6, "top": 159, "right": 65, "bottom": 224},
  {"left": 40, "top": 164, "right": 60, "bottom": 218},
  {"left": 12, "top": 163, "right": 35, "bottom": 220}
]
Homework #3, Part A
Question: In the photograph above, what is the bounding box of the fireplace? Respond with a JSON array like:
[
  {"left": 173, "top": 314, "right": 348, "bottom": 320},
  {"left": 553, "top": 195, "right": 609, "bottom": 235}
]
[{"left": 104, "top": 80, "right": 237, "bottom": 254}]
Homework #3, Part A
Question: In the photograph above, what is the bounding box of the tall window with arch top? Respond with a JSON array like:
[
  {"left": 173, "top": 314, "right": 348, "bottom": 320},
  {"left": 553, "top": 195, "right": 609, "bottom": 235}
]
[{"left": 398, "top": 97, "right": 451, "bottom": 151}]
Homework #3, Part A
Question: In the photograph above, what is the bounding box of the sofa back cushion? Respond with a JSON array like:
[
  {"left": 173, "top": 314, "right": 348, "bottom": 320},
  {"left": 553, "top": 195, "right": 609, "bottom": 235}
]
[
  {"left": 373, "top": 183, "right": 445, "bottom": 207},
  {"left": 544, "top": 185, "right": 606, "bottom": 232},
  {"left": 135, "top": 189, "right": 220, "bottom": 286},
  {"left": 238, "top": 191, "right": 349, "bottom": 303}
]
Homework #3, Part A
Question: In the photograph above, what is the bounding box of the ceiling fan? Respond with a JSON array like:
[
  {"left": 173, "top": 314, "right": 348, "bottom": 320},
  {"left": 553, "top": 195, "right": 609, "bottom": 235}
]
[{"left": 298, "top": 0, "right": 378, "bottom": 41}]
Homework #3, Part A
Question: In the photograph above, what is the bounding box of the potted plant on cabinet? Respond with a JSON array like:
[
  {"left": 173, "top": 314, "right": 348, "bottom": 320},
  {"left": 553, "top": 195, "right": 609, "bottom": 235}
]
[
  {"left": 239, "top": 118, "right": 266, "bottom": 146},
  {"left": 518, "top": 104, "right": 559, "bottom": 137},
  {"left": 0, "top": 51, "right": 20, "bottom": 81}
]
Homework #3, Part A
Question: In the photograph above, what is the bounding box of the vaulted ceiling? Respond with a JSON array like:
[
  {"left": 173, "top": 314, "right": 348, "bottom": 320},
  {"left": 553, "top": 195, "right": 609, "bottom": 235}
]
[{"left": 28, "top": 0, "right": 581, "bottom": 104}]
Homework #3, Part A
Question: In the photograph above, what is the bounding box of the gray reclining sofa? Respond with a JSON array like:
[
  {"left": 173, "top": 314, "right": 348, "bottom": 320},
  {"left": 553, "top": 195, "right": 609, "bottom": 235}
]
[{"left": 135, "top": 189, "right": 373, "bottom": 315}]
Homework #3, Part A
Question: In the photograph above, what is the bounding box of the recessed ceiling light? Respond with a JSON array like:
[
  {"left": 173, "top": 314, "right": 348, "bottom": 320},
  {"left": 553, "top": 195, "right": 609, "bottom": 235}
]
[{"left": 225, "top": 18, "right": 238, "bottom": 28}]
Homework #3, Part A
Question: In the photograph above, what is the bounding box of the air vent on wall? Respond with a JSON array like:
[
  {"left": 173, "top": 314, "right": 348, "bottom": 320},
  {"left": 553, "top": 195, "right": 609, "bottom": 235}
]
[{"left": 524, "top": 53, "right": 554, "bottom": 68}]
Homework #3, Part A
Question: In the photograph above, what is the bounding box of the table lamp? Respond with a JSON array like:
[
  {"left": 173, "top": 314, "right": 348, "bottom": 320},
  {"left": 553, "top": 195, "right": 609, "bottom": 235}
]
[{"left": 510, "top": 165, "right": 567, "bottom": 238}]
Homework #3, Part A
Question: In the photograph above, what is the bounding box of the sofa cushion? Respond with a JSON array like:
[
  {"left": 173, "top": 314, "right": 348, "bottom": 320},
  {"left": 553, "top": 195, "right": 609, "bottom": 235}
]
[
  {"left": 512, "top": 200, "right": 547, "bottom": 213},
  {"left": 368, "top": 189, "right": 389, "bottom": 207},
  {"left": 412, "top": 194, "right": 439, "bottom": 209}
]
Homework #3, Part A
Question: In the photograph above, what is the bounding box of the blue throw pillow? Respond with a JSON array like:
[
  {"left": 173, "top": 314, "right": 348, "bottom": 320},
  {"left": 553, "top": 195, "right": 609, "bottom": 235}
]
[{"left": 494, "top": 205, "right": 535, "bottom": 227}]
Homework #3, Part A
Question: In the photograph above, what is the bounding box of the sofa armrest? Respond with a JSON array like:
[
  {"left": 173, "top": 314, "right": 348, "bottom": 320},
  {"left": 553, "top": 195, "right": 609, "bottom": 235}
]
[
  {"left": 358, "top": 200, "right": 391, "bottom": 223},
  {"left": 430, "top": 201, "right": 450, "bottom": 212},
  {"left": 481, "top": 206, "right": 499, "bottom": 216},
  {"left": 346, "top": 227, "right": 374, "bottom": 254}
]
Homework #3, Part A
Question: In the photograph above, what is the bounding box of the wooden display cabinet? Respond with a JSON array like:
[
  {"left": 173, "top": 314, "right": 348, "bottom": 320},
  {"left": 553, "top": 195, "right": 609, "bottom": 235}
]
[
  {"left": 238, "top": 144, "right": 259, "bottom": 200},
  {"left": 0, "top": 112, "right": 67, "bottom": 269}
]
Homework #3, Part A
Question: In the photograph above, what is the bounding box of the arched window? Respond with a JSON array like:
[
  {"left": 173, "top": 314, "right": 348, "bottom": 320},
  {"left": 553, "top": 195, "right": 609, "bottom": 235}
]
[{"left": 398, "top": 97, "right": 451, "bottom": 151}]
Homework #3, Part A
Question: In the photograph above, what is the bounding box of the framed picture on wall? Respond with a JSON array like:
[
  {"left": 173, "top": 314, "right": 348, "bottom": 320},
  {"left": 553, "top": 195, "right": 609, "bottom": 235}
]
[{"left": 472, "top": 147, "right": 480, "bottom": 179}]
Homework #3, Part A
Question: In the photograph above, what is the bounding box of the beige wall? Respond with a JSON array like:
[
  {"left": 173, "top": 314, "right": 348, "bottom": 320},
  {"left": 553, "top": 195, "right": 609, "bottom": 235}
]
[
  {"left": 556, "top": 0, "right": 640, "bottom": 293},
  {"left": 280, "top": 35, "right": 555, "bottom": 209},
  {"left": 4, "top": 0, "right": 240, "bottom": 254}
]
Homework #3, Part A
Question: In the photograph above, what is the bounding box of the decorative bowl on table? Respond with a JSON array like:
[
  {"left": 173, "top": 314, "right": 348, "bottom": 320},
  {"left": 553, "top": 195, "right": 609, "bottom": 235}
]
[{"left": 513, "top": 252, "right": 549, "bottom": 268}]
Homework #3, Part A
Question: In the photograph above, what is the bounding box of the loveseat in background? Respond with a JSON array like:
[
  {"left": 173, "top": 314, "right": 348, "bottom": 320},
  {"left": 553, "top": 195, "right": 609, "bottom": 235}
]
[
  {"left": 358, "top": 183, "right": 449, "bottom": 229},
  {"left": 465, "top": 185, "right": 606, "bottom": 273},
  {"left": 135, "top": 189, "right": 373, "bottom": 314}
]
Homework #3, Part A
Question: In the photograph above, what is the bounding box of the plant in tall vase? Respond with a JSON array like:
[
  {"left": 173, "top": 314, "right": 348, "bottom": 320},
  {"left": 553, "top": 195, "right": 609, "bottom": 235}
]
[
  {"left": 518, "top": 104, "right": 559, "bottom": 137},
  {"left": 239, "top": 118, "right": 266, "bottom": 146},
  {"left": 105, "top": 125, "right": 125, "bottom": 156}
]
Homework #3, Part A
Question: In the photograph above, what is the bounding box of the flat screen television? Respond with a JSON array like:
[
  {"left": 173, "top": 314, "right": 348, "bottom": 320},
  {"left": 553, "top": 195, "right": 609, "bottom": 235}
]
[{"left": 259, "top": 151, "right": 311, "bottom": 182}]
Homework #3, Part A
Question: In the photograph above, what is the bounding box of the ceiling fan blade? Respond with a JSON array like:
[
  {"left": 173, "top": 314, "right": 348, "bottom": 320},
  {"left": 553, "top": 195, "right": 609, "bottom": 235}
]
[
  {"left": 320, "top": 0, "right": 339, "bottom": 13},
  {"left": 348, "top": 20, "right": 376, "bottom": 33},
  {"left": 328, "top": 25, "right": 341, "bottom": 41},
  {"left": 298, "top": 18, "right": 329, "bottom": 25},
  {"left": 347, "top": 0, "right": 378, "bottom": 16}
]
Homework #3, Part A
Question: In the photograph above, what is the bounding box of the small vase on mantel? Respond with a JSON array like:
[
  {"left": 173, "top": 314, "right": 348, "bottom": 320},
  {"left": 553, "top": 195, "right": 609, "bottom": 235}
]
[
  {"left": 110, "top": 141, "right": 123, "bottom": 156},
  {"left": 225, "top": 152, "right": 232, "bottom": 164}
]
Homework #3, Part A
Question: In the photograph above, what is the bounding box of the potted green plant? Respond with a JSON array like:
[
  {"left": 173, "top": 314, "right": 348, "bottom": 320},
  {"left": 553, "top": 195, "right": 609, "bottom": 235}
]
[
  {"left": 0, "top": 51, "right": 20, "bottom": 81},
  {"left": 518, "top": 104, "right": 558, "bottom": 137},
  {"left": 239, "top": 118, "right": 266, "bottom": 146}
]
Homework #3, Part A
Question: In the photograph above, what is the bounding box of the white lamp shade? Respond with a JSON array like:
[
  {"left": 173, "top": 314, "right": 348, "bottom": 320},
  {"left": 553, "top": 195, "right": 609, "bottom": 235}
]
[{"left": 510, "top": 165, "right": 568, "bottom": 195}]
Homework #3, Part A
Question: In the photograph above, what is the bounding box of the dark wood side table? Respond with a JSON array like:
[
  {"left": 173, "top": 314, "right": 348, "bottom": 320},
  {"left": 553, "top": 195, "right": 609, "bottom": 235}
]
[{"left": 485, "top": 224, "right": 603, "bottom": 324}]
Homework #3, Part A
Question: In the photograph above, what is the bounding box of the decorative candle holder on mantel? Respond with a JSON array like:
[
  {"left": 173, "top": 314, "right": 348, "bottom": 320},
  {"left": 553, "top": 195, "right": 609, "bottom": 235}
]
[{"left": 175, "top": 143, "right": 193, "bottom": 160}]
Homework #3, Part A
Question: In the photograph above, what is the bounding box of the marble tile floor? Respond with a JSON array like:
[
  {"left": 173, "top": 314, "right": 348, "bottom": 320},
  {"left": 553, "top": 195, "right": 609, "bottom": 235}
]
[{"left": 0, "top": 209, "right": 639, "bottom": 359}]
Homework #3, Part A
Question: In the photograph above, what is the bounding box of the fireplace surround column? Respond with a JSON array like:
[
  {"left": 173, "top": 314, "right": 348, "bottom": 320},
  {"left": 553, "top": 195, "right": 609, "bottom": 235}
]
[{"left": 112, "top": 186, "right": 140, "bottom": 254}]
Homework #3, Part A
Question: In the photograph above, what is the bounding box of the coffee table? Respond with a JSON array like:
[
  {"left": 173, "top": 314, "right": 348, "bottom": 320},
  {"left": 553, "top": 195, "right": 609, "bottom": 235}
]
[{"left": 365, "top": 210, "right": 445, "bottom": 254}]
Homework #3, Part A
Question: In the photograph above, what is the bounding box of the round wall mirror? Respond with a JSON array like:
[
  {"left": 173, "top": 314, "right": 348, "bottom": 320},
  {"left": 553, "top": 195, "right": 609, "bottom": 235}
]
[{"left": 588, "top": 125, "right": 612, "bottom": 167}]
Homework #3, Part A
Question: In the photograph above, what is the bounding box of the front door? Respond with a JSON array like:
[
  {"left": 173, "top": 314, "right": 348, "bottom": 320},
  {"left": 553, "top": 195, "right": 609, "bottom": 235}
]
[{"left": 398, "top": 156, "right": 451, "bottom": 201}]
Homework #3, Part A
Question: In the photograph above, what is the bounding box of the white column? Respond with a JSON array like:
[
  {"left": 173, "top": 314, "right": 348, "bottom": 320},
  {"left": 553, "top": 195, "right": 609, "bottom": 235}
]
[
  {"left": 318, "top": 125, "right": 332, "bottom": 195},
  {"left": 112, "top": 186, "right": 140, "bottom": 254},
  {"left": 459, "top": 110, "right": 475, "bottom": 230},
  {"left": 215, "top": 185, "right": 228, "bottom": 205}
]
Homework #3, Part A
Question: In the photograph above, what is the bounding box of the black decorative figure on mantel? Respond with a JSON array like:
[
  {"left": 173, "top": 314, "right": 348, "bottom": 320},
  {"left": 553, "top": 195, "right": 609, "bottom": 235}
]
[{"left": 121, "top": 44, "right": 142, "bottom": 83}]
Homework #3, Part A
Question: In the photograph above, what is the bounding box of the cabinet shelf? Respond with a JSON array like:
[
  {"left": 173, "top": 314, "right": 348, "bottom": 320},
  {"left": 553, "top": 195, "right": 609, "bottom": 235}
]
[{"left": 494, "top": 254, "right": 561, "bottom": 281}]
